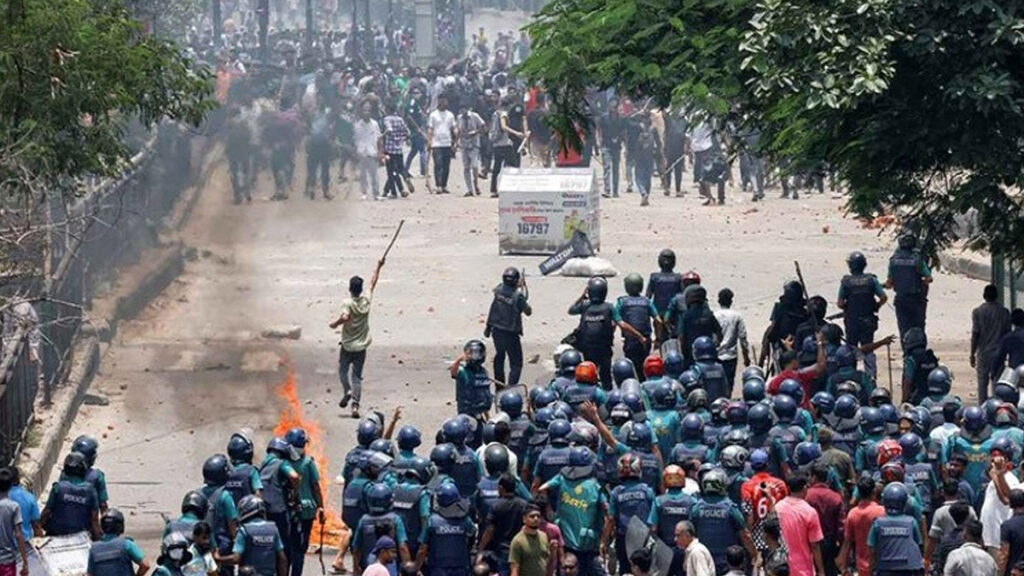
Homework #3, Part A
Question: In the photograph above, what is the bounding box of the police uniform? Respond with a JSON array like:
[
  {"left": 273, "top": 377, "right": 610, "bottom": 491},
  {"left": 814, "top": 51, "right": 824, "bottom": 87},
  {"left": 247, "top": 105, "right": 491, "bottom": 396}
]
[
  {"left": 392, "top": 482, "right": 430, "bottom": 557},
  {"left": 233, "top": 519, "right": 284, "bottom": 576},
  {"left": 88, "top": 535, "right": 145, "bottom": 576},
  {"left": 691, "top": 496, "right": 748, "bottom": 575},
  {"left": 867, "top": 514, "right": 924, "bottom": 576},
  {"left": 889, "top": 248, "right": 930, "bottom": 341},
  {"left": 485, "top": 284, "right": 529, "bottom": 387},
  {"left": 609, "top": 481, "right": 655, "bottom": 575},
  {"left": 839, "top": 272, "right": 884, "bottom": 376},
  {"left": 647, "top": 490, "right": 695, "bottom": 548},
  {"left": 614, "top": 295, "right": 658, "bottom": 373},
  {"left": 423, "top": 511, "right": 475, "bottom": 576},
  {"left": 570, "top": 300, "right": 617, "bottom": 389},
  {"left": 44, "top": 478, "right": 99, "bottom": 536}
]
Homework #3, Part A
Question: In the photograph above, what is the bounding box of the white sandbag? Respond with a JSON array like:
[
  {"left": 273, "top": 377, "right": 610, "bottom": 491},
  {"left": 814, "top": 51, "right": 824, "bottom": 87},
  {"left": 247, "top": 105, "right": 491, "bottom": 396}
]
[{"left": 559, "top": 257, "right": 618, "bottom": 277}]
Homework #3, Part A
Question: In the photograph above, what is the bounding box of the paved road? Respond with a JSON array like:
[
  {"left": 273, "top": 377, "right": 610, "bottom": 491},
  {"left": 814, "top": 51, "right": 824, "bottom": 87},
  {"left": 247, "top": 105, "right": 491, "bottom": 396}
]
[{"left": 44, "top": 42, "right": 985, "bottom": 573}]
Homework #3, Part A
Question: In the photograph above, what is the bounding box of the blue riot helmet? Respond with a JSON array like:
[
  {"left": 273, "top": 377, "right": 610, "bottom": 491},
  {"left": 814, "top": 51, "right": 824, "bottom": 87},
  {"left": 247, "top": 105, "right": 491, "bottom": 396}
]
[
  {"left": 794, "top": 442, "right": 822, "bottom": 466},
  {"left": 357, "top": 420, "right": 382, "bottom": 448},
  {"left": 692, "top": 337, "right": 717, "bottom": 363},
  {"left": 860, "top": 407, "right": 885, "bottom": 435},
  {"left": 743, "top": 379, "right": 766, "bottom": 406},
  {"left": 772, "top": 394, "right": 798, "bottom": 422},
  {"left": 397, "top": 426, "right": 422, "bottom": 451},
  {"left": 429, "top": 443, "right": 456, "bottom": 474},
  {"left": 499, "top": 390, "right": 524, "bottom": 419},
  {"left": 748, "top": 403, "right": 773, "bottom": 433},
  {"left": 612, "top": 358, "right": 636, "bottom": 385},
  {"left": 663, "top": 351, "right": 685, "bottom": 379},
  {"left": 834, "top": 394, "right": 860, "bottom": 420},
  {"left": 881, "top": 482, "right": 909, "bottom": 514},
  {"left": 898, "top": 433, "right": 923, "bottom": 462},
  {"left": 442, "top": 418, "right": 469, "bottom": 446},
  {"left": 679, "top": 370, "right": 700, "bottom": 393},
  {"left": 365, "top": 483, "right": 394, "bottom": 514},
  {"left": 811, "top": 392, "right": 836, "bottom": 416},
  {"left": 778, "top": 379, "right": 804, "bottom": 405},
  {"left": 548, "top": 419, "right": 573, "bottom": 446},
  {"left": 681, "top": 414, "right": 705, "bottom": 441}
]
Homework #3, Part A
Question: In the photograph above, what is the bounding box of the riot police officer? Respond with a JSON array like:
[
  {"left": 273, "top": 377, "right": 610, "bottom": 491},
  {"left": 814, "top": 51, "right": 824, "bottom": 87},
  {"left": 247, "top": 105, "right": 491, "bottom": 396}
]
[
  {"left": 647, "top": 249, "right": 684, "bottom": 345},
  {"left": 42, "top": 452, "right": 100, "bottom": 538},
  {"left": 259, "top": 439, "right": 300, "bottom": 566},
  {"left": 225, "top": 496, "right": 287, "bottom": 576},
  {"left": 226, "top": 431, "right": 263, "bottom": 505},
  {"left": 88, "top": 509, "right": 148, "bottom": 576},
  {"left": 153, "top": 532, "right": 192, "bottom": 576},
  {"left": 568, "top": 277, "right": 619, "bottom": 389},
  {"left": 417, "top": 483, "right": 476, "bottom": 576},
  {"left": 71, "top": 435, "right": 109, "bottom": 514},
  {"left": 647, "top": 465, "right": 696, "bottom": 548},
  {"left": 605, "top": 454, "right": 656, "bottom": 576},
  {"left": 392, "top": 458, "right": 432, "bottom": 559},
  {"left": 838, "top": 251, "right": 888, "bottom": 378},
  {"left": 485, "top": 267, "right": 532, "bottom": 387},
  {"left": 885, "top": 233, "right": 933, "bottom": 341},
  {"left": 692, "top": 336, "right": 731, "bottom": 402},
  {"left": 497, "top": 391, "right": 534, "bottom": 467},
  {"left": 352, "top": 484, "right": 410, "bottom": 573},
  {"left": 615, "top": 273, "right": 660, "bottom": 372},
  {"left": 164, "top": 491, "right": 208, "bottom": 541},
  {"left": 869, "top": 483, "right": 925, "bottom": 576},
  {"left": 197, "top": 454, "right": 239, "bottom": 571},
  {"left": 284, "top": 428, "right": 324, "bottom": 576},
  {"left": 443, "top": 418, "right": 482, "bottom": 502},
  {"left": 449, "top": 340, "right": 494, "bottom": 442},
  {"left": 900, "top": 328, "right": 939, "bottom": 404}
]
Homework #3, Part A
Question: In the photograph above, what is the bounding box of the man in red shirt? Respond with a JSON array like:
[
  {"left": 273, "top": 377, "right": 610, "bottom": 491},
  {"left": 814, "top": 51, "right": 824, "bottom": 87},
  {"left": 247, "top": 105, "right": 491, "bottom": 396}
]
[
  {"left": 805, "top": 464, "right": 846, "bottom": 576},
  {"left": 776, "top": 474, "right": 826, "bottom": 576},
  {"left": 838, "top": 476, "right": 886, "bottom": 576},
  {"left": 767, "top": 333, "right": 826, "bottom": 407},
  {"left": 741, "top": 449, "right": 789, "bottom": 555}
]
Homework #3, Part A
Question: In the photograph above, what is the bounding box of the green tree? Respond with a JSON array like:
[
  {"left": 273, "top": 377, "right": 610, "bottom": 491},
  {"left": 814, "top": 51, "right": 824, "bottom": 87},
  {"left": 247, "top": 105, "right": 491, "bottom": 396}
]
[
  {"left": 0, "top": 0, "right": 215, "bottom": 203},
  {"left": 523, "top": 0, "right": 1024, "bottom": 261}
]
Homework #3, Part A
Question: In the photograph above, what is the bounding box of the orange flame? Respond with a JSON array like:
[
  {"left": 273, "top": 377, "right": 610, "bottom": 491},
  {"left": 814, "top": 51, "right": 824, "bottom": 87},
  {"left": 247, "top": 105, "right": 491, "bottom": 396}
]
[{"left": 273, "top": 368, "right": 345, "bottom": 547}]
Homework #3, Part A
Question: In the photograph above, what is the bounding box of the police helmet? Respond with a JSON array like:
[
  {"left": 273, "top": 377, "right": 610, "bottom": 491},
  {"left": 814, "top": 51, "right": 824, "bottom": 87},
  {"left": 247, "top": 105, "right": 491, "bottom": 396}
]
[
  {"left": 778, "top": 379, "right": 804, "bottom": 404},
  {"left": 926, "top": 368, "right": 951, "bottom": 396},
  {"left": 709, "top": 398, "right": 730, "bottom": 425},
  {"left": 228, "top": 432, "right": 255, "bottom": 463},
  {"left": 720, "top": 446, "right": 749, "bottom": 471},
  {"left": 202, "top": 454, "right": 230, "bottom": 486},
  {"left": 869, "top": 387, "right": 892, "bottom": 408},
  {"left": 663, "top": 351, "right": 685, "bottom": 379},
  {"left": 834, "top": 345, "right": 856, "bottom": 369},
  {"left": 622, "top": 391, "right": 645, "bottom": 416},
  {"left": 285, "top": 428, "right": 308, "bottom": 449},
  {"left": 559, "top": 349, "right": 584, "bottom": 376},
  {"left": 898, "top": 433, "right": 923, "bottom": 462},
  {"left": 847, "top": 251, "right": 867, "bottom": 273},
  {"left": 742, "top": 366, "right": 766, "bottom": 381},
  {"left": 442, "top": 418, "right": 469, "bottom": 446},
  {"left": 464, "top": 339, "right": 487, "bottom": 367},
  {"left": 429, "top": 443, "right": 456, "bottom": 474},
  {"left": 897, "top": 233, "right": 917, "bottom": 250},
  {"left": 652, "top": 381, "right": 676, "bottom": 409},
  {"left": 962, "top": 406, "right": 987, "bottom": 433},
  {"left": 794, "top": 442, "right": 822, "bottom": 466},
  {"left": 62, "top": 451, "right": 89, "bottom": 479},
  {"left": 567, "top": 446, "right": 595, "bottom": 473},
  {"left": 587, "top": 277, "right": 608, "bottom": 304},
  {"left": 749, "top": 403, "right": 774, "bottom": 432},
  {"left": 994, "top": 382, "right": 1020, "bottom": 406},
  {"left": 548, "top": 419, "right": 573, "bottom": 445},
  {"left": 743, "top": 379, "right": 766, "bottom": 406},
  {"left": 657, "top": 249, "right": 676, "bottom": 271},
  {"left": 772, "top": 394, "right": 798, "bottom": 422},
  {"left": 397, "top": 426, "right": 422, "bottom": 451},
  {"left": 860, "top": 407, "right": 885, "bottom": 435},
  {"left": 834, "top": 394, "right": 860, "bottom": 419},
  {"left": 750, "top": 449, "right": 770, "bottom": 471},
  {"left": 499, "top": 390, "right": 524, "bottom": 418},
  {"left": 365, "top": 483, "right": 394, "bottom": 514},
  {"left": 626, "top": 423, "right": 653, "bottom": 449},
  {"left": 811, "top": 392, "right": 836, "bottom": 415},
  {"left": 357, "top": 420, "right": 382, "bottom": 448},
  {"left": 679, "top": 370, "right": 700, "bottom": 392},
  {"left": 181, "top": 490, "right": 209, "bottom": 518},
  {"left": 722, "top": 428, "right": 750, "bottom": 449},
  {"left": 681, "top": 413, "right": 705, "bottom": 440},
  {"left": 701, "top": 468, "right": 728, "bottom": 495},
  {"left": 611, "top": 358, "right": 636, "bottom": 385},
  {"left": 483, "top": 444, "right": 510, "bottom": 475},
  {"left": 405, "top": 456, "right": 434, "bottom": 485},
  {"left": 237, "top": 495, "right": 267, "bottom": 523},
  {"left": 835, "top": 380, "right": 861, "bottom": 398},
  {"left": 991, "top": 435, "right": 1014, "bottom": 456},
  {"left": 881, "top": 482, "right": 909, "bottom": 514},
  {"left": 72, "top": 435, "right": 99, "bottom": 467},
  {"left": 902, "top": 328, "right": 927, "bottom": 352},
  {"left": 691, "top": 336, "right": 717, "bottom": 363},
  {"left": 617, "top": 453, "right": 642, "bottom": 480},
  {"left": 663, "top": 465, "right": 686, "bottom": 488},
  {"left": 101, "top": 509, "right": 125, "bottom": 535},
  {"left": 266, "top": 437, "right": 295, "bottom": 460},
  {"left": 370, "top": 438, "right": 396, "bottom": 457},
  {"left": 533, "top": 407, "right": 556, "bottom": 431},
  {"left": 726, "top": 402, "right": 749, "bottom": 426},
  {"left": 623, "top": 273, "right": 644, "bottom": 296},
  {"left": 435, "top": 482, "right": 461, "bottom": 508},
  {"left": 502, "top": 267, "right": 521, "bottom": 288},
  {"left": 533, "top": 388, "right": 557, "bottom": 410}
]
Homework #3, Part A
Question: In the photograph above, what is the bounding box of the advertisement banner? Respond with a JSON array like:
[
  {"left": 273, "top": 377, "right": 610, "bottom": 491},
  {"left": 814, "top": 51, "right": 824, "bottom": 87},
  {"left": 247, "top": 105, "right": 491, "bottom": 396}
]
[{"left": 497, "top": 168, "right": 600, "bottom": 255}]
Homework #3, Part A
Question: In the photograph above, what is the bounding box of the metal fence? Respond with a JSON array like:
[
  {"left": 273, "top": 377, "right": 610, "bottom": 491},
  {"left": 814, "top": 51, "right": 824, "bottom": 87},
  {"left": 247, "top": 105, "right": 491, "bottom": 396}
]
[{"left": 0, "top": 124, "right": 198, "bottom": 465}]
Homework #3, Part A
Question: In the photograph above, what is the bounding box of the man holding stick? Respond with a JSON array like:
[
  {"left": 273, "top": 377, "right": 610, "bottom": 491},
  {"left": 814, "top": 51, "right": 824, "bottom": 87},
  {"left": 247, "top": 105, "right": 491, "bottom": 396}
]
[{"left": 330, "top": 221, "right": 402, "bottom": 418}]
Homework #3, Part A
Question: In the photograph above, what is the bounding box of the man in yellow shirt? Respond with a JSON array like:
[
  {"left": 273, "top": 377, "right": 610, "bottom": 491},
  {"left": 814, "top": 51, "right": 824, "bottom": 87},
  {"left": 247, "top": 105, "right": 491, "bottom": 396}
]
[{"left": 330, "top": 257, "right": 385, "bottom": 418}]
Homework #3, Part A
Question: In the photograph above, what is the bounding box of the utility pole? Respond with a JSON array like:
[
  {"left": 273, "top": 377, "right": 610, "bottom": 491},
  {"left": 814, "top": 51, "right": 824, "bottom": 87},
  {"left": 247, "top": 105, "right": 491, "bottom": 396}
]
[
  {"left": 212, "top": 0, "right": 223, "bottom": 47},
  {"left": 305, "top": 0, "right": 314, "bottom": 49},
  {"left": 257, "top": 0, "right": 269, "bottom": 61},
  {"left": 350, "top": 0, "right": 358, "bottom": 58}
]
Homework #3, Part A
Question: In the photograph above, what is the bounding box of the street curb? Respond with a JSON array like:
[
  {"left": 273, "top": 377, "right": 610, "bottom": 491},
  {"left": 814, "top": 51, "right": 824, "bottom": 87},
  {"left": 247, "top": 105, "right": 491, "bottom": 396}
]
[
  {"left": 14, "top": 135, "right": 217, "bottom": 489},
  {"left": 939, "top": 252, "right": 990, "bottom": 283}
]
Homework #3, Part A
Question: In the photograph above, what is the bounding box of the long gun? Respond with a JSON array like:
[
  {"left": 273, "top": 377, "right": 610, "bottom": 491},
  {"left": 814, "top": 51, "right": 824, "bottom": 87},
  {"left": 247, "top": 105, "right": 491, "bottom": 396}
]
[{"left": 794, "top": 260, "right": 818, "bottom": 332}]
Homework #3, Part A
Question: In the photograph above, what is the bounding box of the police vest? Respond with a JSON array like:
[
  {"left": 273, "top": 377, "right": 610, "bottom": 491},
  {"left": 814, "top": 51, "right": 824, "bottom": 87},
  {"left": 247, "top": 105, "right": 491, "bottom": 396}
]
[
  {"left": 486, "top": 285, "right": 523, "bottom": 334},
  {"left": 451, "top": 446, "right": 479, "bottom": 500},
  {"left": 596, "top": 443, "right": 621, "bottom": 486},
  {"left": 872, "top": 515, "right": 924, "bottom": 571},
  {"left": 767, "top": 425, "right": 804, "bottom": 472},
  {"left": 392, "top": 484, "right": 426, "bottom": 548},
  {"left": 670, "top": 443, "right": 710, "bottom": 467},
  {"left": 773, "top": 303, "right": 806, "bottom": 343},
  {"left": 654, "top": 493, "right": 694, "bottom": 546},
  {"left": 910, "top": 349, "right": 939, "bottom": 401},
  {"left": 391, "top": 455, "right": 415, "bottom": 479},
  {"left": 693, "top": 498, "right": 739, "bottom": 570},
  {"left": 703, "top": 424, "right": 728, "bottom": 448},
  {"left": 201, "top": 485, "right": 230, "bottom": 550},
  {"left": 682, "top": 308, "right": 718, "bottom": 351},
  {"left": 535, "top": 446, "right": 571, "bottom": 483},
  {"left": 358, "top": 513, "right": 398, "bottom": 565},
  {"left": 225, "top": 463, "right": 256, "bottom": 504},
  {"left": 905, "top": 463, "right": 935, "bottom": 513},
  {"left": 476, "top": 476, "right": 501, "bottom": 519},
  {"left": 166, "top": 517, "right": 198, "bottom": 542},
  {"left": 342, "top": 478, "right": 369, "bottom": 532},
  {"left": 259, "top": 458, "right": 288, "bottom": 515},
  {"left": 695, "top": 362, "right": 729, "bottom": 402},
  {"left": 577, "top": 303, "right": 615, "bottom": 349},
  {"left": 889, "top": 249, "right": 924, "bottom": 295},
  {"left": 45, "top": 480, "right": 95, "bottom": 536},
  {"left": 638, "top": 452, "right": 661, "bottom": 488},
  {"left": 840, "top": 274, "right": 879, "bottom": 331},
  {"left": 241, "top": 520, "right": 280, "bottom": 576},
  {"left": 343, "top": 447, "right": 368, "bottom": 484},
  {"left": 748, "top": 431, "right": 771, "bottom": 451},
  {"left": 426, "top": 513, "right": 471, "bottom": 568},
  {"left": 563, "top": 384, "right": 598, "bottom": 410},
  {"left": 618, "top": 296, "right": 653, "bottom": 338},
  {"left": 649, "top": 272, "right": 683, "bottom": 313},
  {"left": 89, "top": 537, "right": 133, "bottom": 576},
  {"left": 85, "top": 468, "right": 105, "bottom": 503},
  {"left": 833, "top": 428, "right": 861, "bottom": 457},
  {"left": 611, "top": 482, "right": 652, "bottom": 534},
  {"left": 507, "top": 417, "right": 533, "bottom": 464},
  {"left": 463, "top": 368, "right": 493, "bottom": 415}
]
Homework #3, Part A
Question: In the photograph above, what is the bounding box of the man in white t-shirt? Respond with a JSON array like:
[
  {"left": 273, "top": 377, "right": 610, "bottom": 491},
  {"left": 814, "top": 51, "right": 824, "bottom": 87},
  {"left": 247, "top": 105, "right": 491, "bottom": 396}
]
[
  {"left": 427, "top": 95, "right": 458, "bottom": 194},
  {"left": 981, "top": 445, "right": 1020, "bottom": 552},
  {"left": 352, "top": 101, "right": 382, "bottom": 200}
]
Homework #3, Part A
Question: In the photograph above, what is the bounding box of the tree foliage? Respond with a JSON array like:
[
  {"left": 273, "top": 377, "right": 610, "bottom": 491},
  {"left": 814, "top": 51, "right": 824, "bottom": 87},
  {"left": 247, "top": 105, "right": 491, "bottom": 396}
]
[
  {"left": 0, "top": 0, "right": 215, "bottom": 202},
  {"left": 522, "top": 0, "right": 1024, "bottom": 261}
]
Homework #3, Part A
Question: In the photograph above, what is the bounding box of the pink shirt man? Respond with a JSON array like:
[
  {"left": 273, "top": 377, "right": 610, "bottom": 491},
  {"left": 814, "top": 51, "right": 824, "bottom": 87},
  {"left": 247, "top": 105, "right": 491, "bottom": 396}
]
[{"left": 776, "top": 495, "right": 825, "bottom": 576}]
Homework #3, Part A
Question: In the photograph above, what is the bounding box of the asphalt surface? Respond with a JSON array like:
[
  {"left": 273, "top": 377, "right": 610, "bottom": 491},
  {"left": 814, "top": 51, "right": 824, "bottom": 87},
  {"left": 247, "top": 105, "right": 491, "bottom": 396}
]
[{"left": 44, "top": 14, "right": 987, "bottom": 568}]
